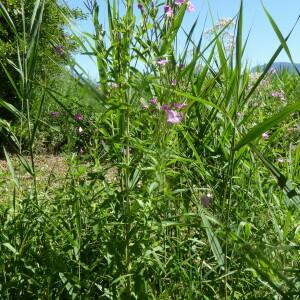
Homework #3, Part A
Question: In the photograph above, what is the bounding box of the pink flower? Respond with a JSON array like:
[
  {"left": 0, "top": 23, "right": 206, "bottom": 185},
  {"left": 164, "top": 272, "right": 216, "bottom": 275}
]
[
  {"left": 141, "top": 103, "right": 149, "bottom": 109},
  {"left": 74, "top": 113, "right": 83, "bottom": 121},
  {"left": 53, "top": 44, "right": 64, "bottom": 56},
  {"left": 262, "top": 132, "right": 269, "bottom": 140},
  {"left": 187, "top": 1, "right": 195, "bottom": 12},
  {"left": 201, "top": 193, "right": 212, "bottom": 207},
  {"left": 175, "top": 0, "right": 184, "bottom": 5},
  {"left": 111, "top": 82, "right": 119, "bottom": 88},
  {"left": 161, "top": 104, "right": 170, "bottom": 111},
  {"left": 149, "top": 97, "right": 158, "bottom": 105},
  {"left": 137, "top": 3, "right": 144, "bottom": 12},
  {"left": 271, "top": 91, "right": 285, "bottom": 101},
  {"left": 164, "top": 5, "right": 173, "bottom": 17},
  {"left": 179, "top": 63, "right": 185, "bottom": 69},
  {"left": 171, "top": 79, "right": 177, "bottom": 86},
  {"left": 50, "top": 111, "right": 60, "bottom": 118},
  {"left": 166, "top": 109, "right": 183, "bottom": 124},
  {"left": 157, "top": 58, "right": 168, "bottom": 66},
  {"left": 173, "top": 102, "right": 186, "bottom": 109}
]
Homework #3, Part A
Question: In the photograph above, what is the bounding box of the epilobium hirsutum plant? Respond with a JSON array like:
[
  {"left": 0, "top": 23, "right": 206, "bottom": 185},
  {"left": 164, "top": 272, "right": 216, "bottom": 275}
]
[{"left": 1, "top": 0, "right": 300, "bottom": 298}]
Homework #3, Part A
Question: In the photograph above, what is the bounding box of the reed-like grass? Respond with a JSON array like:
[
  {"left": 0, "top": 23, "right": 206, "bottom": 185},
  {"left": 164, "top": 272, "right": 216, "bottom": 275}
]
[{"left": 0, "top": 0, "right": 299, "bottom": 298}]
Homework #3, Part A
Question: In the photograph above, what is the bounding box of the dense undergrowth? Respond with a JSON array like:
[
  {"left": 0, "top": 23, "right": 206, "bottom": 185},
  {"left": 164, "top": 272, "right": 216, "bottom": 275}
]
[{"left": 0, "top": 0, "right": 300, "bottom": 299}]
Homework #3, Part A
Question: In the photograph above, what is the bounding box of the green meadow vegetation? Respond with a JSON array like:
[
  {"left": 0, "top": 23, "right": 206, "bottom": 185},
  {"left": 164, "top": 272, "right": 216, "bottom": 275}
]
[{"left": 0, "top": 0, "right": 300, "bottom": 298}]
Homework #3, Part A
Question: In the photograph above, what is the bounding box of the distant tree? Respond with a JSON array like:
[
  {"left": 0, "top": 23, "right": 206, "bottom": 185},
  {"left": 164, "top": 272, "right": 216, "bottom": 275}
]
[{"left": 0, "top": 0, "right": 83, "bottom": 121}]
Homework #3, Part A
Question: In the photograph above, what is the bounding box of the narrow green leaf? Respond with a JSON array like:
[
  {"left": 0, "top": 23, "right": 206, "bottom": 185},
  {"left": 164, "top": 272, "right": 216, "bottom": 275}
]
[
  {"left": 0, "top": 2, "right": 19, "bottom": 38},
  {"left": 236, "top": 101, "right": 300, "bottom": 149},
  {"left": 236, "top": 0, "right": 243, "bottom": 75},
  {"left": 30, "top": 0, "right": 41, "bottom": 33},
  {"left": 251, "top": 145, "right": 300, "bottom": 211},
  {"left": 2, "top": 243, "right": 18, "bottom": 255},
  {"left": 201, "top": 214, "right": 225, "bottom": 266},
  {"left": 0, "top": 62, "right": 22, "bottom": 101},
  {"left": 261, "top": 1, "right": 300, "bottom": 76},
  {"left": 30, "top": 89, "right": 45, "bottom": 147},
  {"left": 17, "top": 154, "right": 34, "bottom": 176},
  {"left": 0, "top": 98, "right": 24, "bottom": 119},
  {"left": 245, "top": 16, "right": 299, "bottom": 102},
  {"left": 3, "top": 147, "right": 19, "bottom": 189}
]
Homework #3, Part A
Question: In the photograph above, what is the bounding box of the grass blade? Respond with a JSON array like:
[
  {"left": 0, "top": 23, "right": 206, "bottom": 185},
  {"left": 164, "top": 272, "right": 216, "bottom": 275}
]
[{"left": 236, "top": 101, "right": 300, "bottom": 149}]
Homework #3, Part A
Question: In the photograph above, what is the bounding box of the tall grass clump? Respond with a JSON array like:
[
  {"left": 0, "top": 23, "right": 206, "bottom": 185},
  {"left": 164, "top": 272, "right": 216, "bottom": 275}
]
[{"left": 0, "top": 0, "right": 300, "bottom": 299}]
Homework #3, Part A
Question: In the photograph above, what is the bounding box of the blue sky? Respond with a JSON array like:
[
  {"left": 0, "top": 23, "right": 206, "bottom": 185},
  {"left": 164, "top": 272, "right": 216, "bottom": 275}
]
[{"left": 66, "top": 0, "right": 300, "bottom": 80}]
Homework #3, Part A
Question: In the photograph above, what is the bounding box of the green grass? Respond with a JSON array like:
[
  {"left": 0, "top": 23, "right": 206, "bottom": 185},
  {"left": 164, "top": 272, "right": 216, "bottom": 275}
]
[{"left": 0, "top": 0, "right": 300, "bottom": 299}]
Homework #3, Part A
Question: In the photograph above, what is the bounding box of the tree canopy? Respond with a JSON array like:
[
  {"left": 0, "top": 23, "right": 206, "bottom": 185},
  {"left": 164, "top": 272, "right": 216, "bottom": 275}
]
[{"left": 0, "top": 0, "right": 83, "bottom": 121}]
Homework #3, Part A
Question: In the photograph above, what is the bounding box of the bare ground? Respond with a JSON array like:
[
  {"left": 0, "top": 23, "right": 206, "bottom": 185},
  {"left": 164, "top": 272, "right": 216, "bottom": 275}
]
[
  {"left": 0, "top": 154, "right": 118, "bottom": 203},
  {"left": 0, "top": 155, "right": 67, "bottom": 202}
]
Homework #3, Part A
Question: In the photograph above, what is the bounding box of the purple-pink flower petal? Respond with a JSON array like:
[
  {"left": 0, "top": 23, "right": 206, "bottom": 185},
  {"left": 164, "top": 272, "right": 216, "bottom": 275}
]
[
  {"left": 166, "top": 110, "right": 183, "bottom": 124},
  {"left": 271, "top": 91, "right": 285, "bottom": 101},
  {"left": 74, "top": 113, "right": 83, "bottom": 121},
  {"left": 175, "top": 0, "right": 184, "bottom": 6},
  {"left": 149, "top": 97, "right": 158, "bottom": 105},
  {"left": 161, "top": 104, "right": 170, "bottom": 111},
  {"left": 157, "top": 58, "right": 168, "bottom": 66},
  {"left": 262, "top": 132, "right": 269, "bottom": 140},
  {"left": 53, "top": 45, "right": 64, "bottom": 56},
  {"left": 141, "top": 103, "right": 149, "bottom": 109},
  {"left": 187, "top": 1, "right": 195, "bottom": 12},
  {"left": 171, "top": 79, "right": 177, "bottom": 86},
  {"left": 138, "top": 3, "right": 144, "bottom": 11},
  {"left": 173, "top": 102, "right": 186, "bottom": 109},
  {"left": 164, "top": 5, "right": 173, "bottom": 17},
  {"left": 50, "top": 111, "right": 60, "bottom": 118}
]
